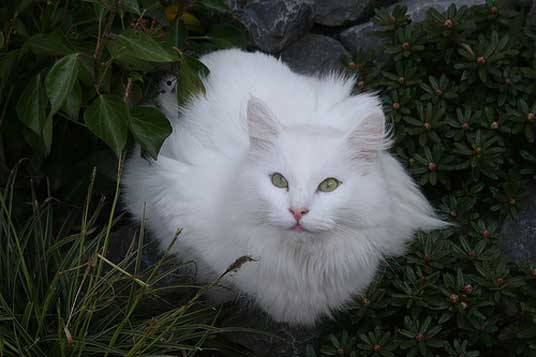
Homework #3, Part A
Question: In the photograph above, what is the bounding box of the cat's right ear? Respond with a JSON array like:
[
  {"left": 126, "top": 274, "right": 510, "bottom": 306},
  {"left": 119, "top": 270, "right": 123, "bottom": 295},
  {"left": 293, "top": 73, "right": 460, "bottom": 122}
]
[
  {"left": 345, "top": 110, "right": 392, "bottom": 161},
  {"left": 246, "top": 96, "right": 280, "bottom": 143}
]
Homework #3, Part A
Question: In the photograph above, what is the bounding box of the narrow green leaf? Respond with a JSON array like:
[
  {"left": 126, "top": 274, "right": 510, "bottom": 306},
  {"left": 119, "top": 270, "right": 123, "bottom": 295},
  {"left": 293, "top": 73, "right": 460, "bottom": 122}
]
[
  {"left": 42, "top": 115, "right": 53, "bottom": 155},
  {"left": 45, "top": 53, "right": 79, "bottom": 115},
  {"left": 120, "top": 0, "right": 140, "bottom": 15},
  {"left": 16, "top": 74, "right": 47, "bottom": 135},
  {"left": 117, "top": 30, "right": 178, "bottom": 63},
  {"left": 167, "top": 19, "right": 187, "bottom": 48},
  {"left": 129, "top": 106, "right": 172, "bottom": 160},
  {"left": 85, "top": 95, "right": 129, "bottom": 157}
]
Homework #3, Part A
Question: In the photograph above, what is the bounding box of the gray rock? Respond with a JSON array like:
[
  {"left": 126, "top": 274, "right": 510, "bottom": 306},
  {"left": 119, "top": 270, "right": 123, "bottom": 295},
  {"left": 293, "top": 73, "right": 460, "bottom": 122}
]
[
  {"left": 313, "top": 0, "right": 397, "bottom": 27},
  {"left": 402, "top": 0, "right": 485, "bottom": 22},
  {"left": 500, "top": 187, "right": 536, "bottom": 262},
  {"left": 281, "top": 34, "right": 350, "bottom": 74},
  {"left": 529, "top": 1, "right": 536, "bottom": 24},
  {"left": 313, "top": 0, "right": 371, "bottom": 26},
  {"left": 227, "top": 0, "right": 315, "bottom": 53},
  {"left": 338, "top": 21, "right": 386, "bottom": 55}
]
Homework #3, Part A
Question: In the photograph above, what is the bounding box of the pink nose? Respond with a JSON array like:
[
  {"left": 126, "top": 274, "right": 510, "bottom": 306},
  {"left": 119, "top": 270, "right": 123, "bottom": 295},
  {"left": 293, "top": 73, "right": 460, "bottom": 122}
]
[{"left": 289, "top": 208, "right": 309, "bottom": 222}]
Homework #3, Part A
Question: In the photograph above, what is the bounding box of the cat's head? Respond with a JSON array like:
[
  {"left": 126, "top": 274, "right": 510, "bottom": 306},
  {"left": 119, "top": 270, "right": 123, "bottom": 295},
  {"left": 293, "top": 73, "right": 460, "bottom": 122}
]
[{"left": 239, "top": 96, "right": 397, "bottom": 237}]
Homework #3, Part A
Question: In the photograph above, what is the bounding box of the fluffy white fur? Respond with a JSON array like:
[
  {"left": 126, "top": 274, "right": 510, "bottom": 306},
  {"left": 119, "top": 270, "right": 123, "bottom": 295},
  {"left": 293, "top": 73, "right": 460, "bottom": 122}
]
[{"left": 123, "top": 49, "right": 446, "bottom": 325}]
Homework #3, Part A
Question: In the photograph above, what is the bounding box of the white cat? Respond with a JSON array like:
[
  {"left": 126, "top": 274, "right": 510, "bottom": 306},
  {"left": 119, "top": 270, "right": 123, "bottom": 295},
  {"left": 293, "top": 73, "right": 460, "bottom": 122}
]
[{"left": 123, "top": 49, "right": 446, "bottom": 325}]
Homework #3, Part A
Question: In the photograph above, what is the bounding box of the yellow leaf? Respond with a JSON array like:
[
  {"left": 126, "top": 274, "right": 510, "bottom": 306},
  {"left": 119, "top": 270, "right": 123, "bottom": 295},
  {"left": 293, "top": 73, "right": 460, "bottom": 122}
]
[
  {"left": 180, "top": 12, "right": 205, "bottom": 34},
  {"left": 164, "top": 5, "right": 180, "bottom": 22}
]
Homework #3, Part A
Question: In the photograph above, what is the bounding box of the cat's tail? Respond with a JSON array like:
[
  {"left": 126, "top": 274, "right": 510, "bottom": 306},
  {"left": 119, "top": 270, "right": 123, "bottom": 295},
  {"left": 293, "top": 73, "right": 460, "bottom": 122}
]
[{"left": 379, "top": 154, "right": 451, "bottom": 256}]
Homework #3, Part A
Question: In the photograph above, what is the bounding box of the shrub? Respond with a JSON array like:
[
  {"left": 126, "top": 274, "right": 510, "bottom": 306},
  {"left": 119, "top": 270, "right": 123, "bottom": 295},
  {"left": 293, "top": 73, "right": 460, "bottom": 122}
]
[
  {"left": 317, "top": 2, "right": 536, "bottom": 356},
  {"left": 0, "top": 0, "right": 245, "bottom": 204}
]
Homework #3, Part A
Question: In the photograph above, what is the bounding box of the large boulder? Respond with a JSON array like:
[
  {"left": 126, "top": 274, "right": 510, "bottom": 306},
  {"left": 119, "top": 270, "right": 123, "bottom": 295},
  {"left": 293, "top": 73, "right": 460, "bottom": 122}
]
[
  {"left": 281, "top": 34, "right": 349, "bottom": 74},
  {"left": 313, "top": 0, "right": 396, "bottom": 27},
  {"left": 225, "top": 0, "right": 315, "bottom": 53},
  {"left": 338, "top": 21, "right": 385, "bottom": 56}
]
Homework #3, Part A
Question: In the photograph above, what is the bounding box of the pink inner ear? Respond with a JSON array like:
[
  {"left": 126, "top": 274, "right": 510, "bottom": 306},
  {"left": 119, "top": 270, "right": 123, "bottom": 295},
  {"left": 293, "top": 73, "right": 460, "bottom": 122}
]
[
  {"left": 246, "top": 96, "right": 280, "bottom": 142},
  {"left": 347, "top": 111, "right": 391, "bottom": 160}
]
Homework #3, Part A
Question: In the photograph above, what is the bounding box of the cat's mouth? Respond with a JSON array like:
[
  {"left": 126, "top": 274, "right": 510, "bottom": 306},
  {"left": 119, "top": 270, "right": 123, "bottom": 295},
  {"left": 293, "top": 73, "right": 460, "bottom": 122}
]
[{"left": 291, "top": 224, "right": 307, "bottom": 233}]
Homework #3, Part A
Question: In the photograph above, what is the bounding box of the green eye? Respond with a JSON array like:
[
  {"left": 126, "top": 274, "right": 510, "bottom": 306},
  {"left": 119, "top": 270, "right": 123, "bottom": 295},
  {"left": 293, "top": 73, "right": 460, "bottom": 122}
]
[
  {"left": 271, "top": 173, "right": 288, "bottom": 189},
  {"left": 318, "top": 178, "right": 340, "bottom": 192}
]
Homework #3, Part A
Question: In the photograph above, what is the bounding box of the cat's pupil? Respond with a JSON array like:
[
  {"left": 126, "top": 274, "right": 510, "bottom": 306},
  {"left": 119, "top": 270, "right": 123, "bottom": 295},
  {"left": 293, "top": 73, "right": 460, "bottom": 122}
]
[{"left": 166, "top": 80, "right": 172, "bottom": 86}]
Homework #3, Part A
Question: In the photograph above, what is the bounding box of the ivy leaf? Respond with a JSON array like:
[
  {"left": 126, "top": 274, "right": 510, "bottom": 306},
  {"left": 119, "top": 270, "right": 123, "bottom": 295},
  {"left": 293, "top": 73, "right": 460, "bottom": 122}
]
[
  {"left": 62, "top": 81, "right": 82, "bottom": 120},
  {"left": 177, "top": 54, "right": 209, "bottom": 104},
  {"left": 16, "top": 73, "right": 47, "bottom": 135},
  {"left": 26, "top": 32, "right": 73, "bottom": 56},
  {"left": 117, "top": 30, "right": 178, "bottom": 63},
  {"left": 45, "top": 53, "right": 79, "bottom": 115},
  {"left": 85, "top": 95, "right": 129, "bottom": 157},
  {"left": 129, "top": 106, "right": 172, "bottom": 160},
  {"left": 199, "top": 0, "right": 230, "bottom": 13},
  {"left": 207, "top": 24, "right": 248, "bottom": 48},
  {"left": 106, "top": 40, "right": 154, "bottom": 71}
]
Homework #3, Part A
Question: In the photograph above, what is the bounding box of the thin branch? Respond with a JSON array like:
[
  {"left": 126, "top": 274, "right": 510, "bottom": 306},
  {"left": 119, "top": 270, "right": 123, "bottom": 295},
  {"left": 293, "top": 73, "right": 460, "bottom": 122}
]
[
  {"left": 94, "top": 0, "right": 121, "bottom": 94},
  {"left": 123, "top": 78, "right": 133, "bottom": 105}
]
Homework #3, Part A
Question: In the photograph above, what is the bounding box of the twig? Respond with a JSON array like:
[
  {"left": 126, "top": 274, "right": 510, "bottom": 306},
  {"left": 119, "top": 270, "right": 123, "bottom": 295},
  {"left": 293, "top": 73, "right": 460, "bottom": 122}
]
[
  {"left": 94, "top": 0, "right": 121, "bottom": 94},
  {"left": 123, "top": 78, "right": 133, "bottom": 105},
  {"left": 4, "top": 16, "right": 17, "bottom": 51}
]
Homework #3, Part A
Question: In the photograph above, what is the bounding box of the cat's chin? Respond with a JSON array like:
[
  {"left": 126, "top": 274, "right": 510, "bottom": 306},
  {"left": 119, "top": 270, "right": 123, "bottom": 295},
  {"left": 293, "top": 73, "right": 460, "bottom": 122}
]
[{"left": 285, "top": 224, "right": 328, "bottom": 235}]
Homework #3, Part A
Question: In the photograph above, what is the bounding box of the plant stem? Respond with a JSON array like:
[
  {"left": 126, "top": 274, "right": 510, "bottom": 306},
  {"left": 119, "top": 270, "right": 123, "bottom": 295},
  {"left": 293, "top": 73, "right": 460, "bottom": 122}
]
[{"left": 94, "top": 0, "right": 121, "bottom": 95}]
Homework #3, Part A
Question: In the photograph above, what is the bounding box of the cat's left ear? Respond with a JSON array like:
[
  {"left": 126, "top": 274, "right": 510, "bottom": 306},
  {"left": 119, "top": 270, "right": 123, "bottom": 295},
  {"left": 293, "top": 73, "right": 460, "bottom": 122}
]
[
  {"left": 246, "top": 96, "right": 281, "bottom": 144},
  {"left": 345, "top": 111, "right": 391, "bottom": 160}
]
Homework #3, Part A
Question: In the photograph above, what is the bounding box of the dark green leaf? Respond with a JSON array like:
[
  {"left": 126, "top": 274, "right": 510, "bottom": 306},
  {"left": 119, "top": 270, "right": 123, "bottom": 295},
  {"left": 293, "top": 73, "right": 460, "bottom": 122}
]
[
  {"left": 117, "top": 29, "right": 178, "bottom": 63},
  {"left": 177, "top": 54, "right": 209, "bottom": 104},
  {"left": 26, "top": 32, "right": 73, "bottom": 56},
  {"left": 62, "top": 81, "right": 82, "bottom": 119},
  {"left": 129, "top": 106, "right": 172, "bottom": 160},
  {"left": 167, "top": 19, "right": 187, "bottom": 48},
  {"left": 45, "top": 53, "right": 79, "bottom": 115},
  {"left": 199, "top": 0, "right": 230, "bottom": 13},
  {"left": 16, "top": 73, "right": 47, "bottom": 135},
  {"left": 85, "top": 95, "right": 129, "bottom": 156},
  {"left": 207, "top": 24, "right": 247, "bottom": 48}
]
